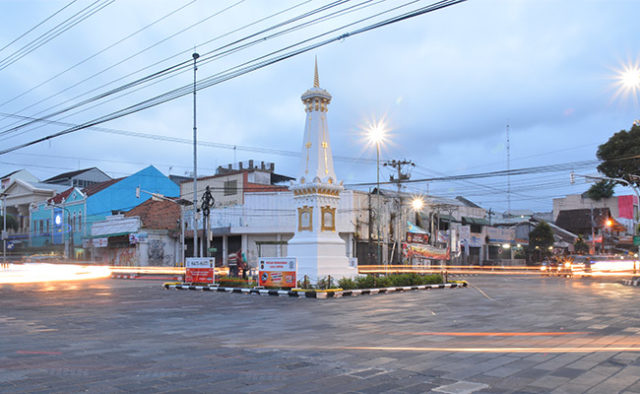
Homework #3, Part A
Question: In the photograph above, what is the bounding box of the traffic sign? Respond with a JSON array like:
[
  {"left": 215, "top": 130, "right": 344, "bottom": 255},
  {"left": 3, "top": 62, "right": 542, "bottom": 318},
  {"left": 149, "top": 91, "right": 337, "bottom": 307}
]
[{"left": 634, "top": 236, "right": 640, "bottom": 246}]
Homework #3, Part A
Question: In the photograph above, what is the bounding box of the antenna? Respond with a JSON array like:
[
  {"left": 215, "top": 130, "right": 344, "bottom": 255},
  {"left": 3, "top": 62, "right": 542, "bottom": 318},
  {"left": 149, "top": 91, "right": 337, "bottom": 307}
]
[{"left": 506, "top": 123, "right": 511, "bottom": 216}]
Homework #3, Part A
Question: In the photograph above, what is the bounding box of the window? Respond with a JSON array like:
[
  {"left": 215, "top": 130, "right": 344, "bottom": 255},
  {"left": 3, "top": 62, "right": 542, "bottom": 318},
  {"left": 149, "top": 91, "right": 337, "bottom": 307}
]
[
  {"left": 224, "top": 180, "right": 237, "bottom": 196},
  {"left": 46, "top": 219, "right": 50, "bottom": 234},
  {"left": 39, "top": 220, "right": 44, "bottom": 235},
  {"left": 470, "top": 224, "right": 482, "bottom": 233},
  {"left": 78, "top": 212, "right": 82, "bottom": 231}
]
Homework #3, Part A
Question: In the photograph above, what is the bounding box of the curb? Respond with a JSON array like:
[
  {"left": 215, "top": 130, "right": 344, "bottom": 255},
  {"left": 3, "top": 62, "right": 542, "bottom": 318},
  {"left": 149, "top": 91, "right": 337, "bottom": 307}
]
[
  {"left": 622, "top": 278, "right": 640, "bottom": 287},
  {"left": 163, "top": 282, "right": 467, "bottom": 298}
]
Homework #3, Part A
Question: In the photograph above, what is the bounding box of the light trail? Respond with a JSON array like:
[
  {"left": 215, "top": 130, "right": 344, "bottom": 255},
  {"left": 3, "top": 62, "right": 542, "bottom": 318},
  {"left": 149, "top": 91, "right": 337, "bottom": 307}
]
[
  {"left": 0, "top": 263, "right": 111, "bottom": 284},
  {"left": 386, "top": 331, "right": 589, "bottom": 337},
  {"left": 238, "top": 344, "right": 640, "bottom": 354},
  {"left": 357, "top": 264, "right": 640, "bottom": 277}
]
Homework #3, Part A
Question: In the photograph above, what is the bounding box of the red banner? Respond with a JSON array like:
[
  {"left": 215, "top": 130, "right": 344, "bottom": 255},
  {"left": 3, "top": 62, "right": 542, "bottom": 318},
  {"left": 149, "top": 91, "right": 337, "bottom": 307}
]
[
  {"left": 402, "top": 242, "right": 449, "bottom": 260},
  {"left": 406, "top": 232, "right": 429, "bottom": 244}
]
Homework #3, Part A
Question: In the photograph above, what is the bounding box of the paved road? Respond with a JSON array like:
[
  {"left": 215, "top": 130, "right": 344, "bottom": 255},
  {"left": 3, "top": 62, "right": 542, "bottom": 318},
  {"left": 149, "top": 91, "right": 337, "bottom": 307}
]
[{"left": 1, "top": 274, "right": 640, "bottom": 393}]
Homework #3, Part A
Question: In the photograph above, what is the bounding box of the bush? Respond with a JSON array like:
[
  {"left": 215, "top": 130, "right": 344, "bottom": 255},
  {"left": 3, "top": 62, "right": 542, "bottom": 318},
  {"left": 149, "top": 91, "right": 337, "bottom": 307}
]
[
  {"left": 339, "top": 273, "right": 442, "bottom": 289},
  {"left": 217, "top": 277, "right": 254, "bottom": 288}
]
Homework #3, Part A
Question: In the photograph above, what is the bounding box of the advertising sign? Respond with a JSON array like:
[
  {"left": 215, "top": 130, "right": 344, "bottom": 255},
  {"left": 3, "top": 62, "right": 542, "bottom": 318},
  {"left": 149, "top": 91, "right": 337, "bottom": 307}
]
[
  {"left": 406, "top": 232, "right": 429, "bottom": 244},
  {"left": 259, "top": 257, "right": 296, "bottom": 288},
  {"left": 402, "top": 242, "right": 450, "bottom": 260},
  {"left": 185, "top": 257, "right": 215, "bottom": 284}
]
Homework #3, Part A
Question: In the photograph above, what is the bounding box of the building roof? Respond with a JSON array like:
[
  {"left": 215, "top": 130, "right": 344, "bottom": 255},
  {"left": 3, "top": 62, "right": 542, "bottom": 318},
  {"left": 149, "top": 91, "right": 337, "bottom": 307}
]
[
  {"left": 455, "top": 196, "right": 482, "bottom": 208},
  {"left": 44, "top": 167, "right": 97, "bottom": 182},
  {"left": 47, "top": 187, "right": 75, "bottom": 205},
  {"left": 83, "top": 178, "right": 123, "bottom": 196},
  {"left": 1, "top": 169, "right": 21, "bottom": 179},
  {"left": 125, "top": 199, "right": 180, "bottom": 231}
]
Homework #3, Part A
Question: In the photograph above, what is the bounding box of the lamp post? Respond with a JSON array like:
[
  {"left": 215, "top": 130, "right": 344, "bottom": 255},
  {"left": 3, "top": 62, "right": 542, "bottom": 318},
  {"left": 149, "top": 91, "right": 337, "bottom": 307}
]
[
  {"left": 367, "top": 120, "right": 387, "bottom": 269},
  {"left": 192, "top": 52, "right": 199, "bottom": 258},
  {"left": 49, "top": 203, "right": 72, "bottom": 259}
]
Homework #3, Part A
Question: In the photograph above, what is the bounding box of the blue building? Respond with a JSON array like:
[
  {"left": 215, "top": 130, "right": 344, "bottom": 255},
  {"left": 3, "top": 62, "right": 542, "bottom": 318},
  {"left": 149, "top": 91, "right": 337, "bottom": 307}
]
[{"left": 30, "top": 166, "right": 179, "bottom": 258}]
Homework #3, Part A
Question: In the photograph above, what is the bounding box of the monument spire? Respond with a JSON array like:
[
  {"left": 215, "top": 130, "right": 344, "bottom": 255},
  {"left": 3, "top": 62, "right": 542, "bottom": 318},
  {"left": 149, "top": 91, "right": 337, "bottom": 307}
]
[
  {"left": 314, "top": 56, "right": 319, "bottom": 88},
  {"left": 296, "top": 59, "right": 336, "bottom": 184}
]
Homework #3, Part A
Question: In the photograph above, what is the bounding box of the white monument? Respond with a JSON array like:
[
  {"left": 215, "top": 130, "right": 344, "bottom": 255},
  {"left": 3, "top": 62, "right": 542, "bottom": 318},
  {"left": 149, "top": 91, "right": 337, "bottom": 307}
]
[{"left": 287, "top": 60, "right": 355, "bottom": 283}]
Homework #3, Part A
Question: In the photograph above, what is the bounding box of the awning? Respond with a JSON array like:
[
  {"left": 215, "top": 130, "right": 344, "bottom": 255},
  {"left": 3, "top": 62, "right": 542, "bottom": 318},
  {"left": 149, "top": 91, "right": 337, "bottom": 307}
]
[{"left": 462, "top": 216, "right": 490, "bottom": 226}]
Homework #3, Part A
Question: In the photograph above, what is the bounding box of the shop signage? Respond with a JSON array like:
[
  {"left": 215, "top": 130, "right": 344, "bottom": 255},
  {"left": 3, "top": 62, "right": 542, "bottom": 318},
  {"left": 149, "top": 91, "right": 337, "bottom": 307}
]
[{"left": 259, "top": 257, "right": 296, "bottom": 287}]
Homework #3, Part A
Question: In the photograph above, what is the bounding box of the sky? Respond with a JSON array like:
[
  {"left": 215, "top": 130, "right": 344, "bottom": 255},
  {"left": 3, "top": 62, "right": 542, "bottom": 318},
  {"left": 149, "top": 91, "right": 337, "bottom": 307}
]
[{"left": 0, "top": 0, "right": 639, "bottom": 214}]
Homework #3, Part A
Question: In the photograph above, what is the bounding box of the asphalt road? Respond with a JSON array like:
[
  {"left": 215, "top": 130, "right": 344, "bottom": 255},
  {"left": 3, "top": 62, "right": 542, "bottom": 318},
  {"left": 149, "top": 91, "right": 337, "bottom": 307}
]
[{"left": 1, "top": 274, "right": 640, "bottom": 393}]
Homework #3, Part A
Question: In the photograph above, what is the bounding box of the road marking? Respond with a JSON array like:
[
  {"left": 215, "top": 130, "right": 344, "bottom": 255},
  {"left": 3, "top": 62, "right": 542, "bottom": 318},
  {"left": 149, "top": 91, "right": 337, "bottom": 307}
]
[
  {"left": 466, "top": 281, "right": 493, "bottom": 301},
  {"left": 16, "top": 350, "right": 61, "bottom": 355}
]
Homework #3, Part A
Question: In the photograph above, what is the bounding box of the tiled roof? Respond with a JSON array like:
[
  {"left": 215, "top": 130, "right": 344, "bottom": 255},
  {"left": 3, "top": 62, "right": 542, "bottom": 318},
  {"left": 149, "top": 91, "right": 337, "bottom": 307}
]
[
  {"left": 83, "top": 178, "right": 123, "bottom": 196},
  {"left": 125, "top": 199, "right": 180, "bottom": 230},
  {"left": 47, "top": 187, "right": 75, "bottom": 204}
]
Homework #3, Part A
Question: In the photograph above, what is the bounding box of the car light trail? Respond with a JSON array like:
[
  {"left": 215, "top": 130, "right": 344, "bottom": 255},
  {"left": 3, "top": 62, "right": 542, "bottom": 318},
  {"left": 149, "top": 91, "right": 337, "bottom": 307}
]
[
  {"left": 386, "top": 331, "right": 589, "bottom": 337},
  {"left": 0, "top": 263, "right": 111, "bottom": 284}
]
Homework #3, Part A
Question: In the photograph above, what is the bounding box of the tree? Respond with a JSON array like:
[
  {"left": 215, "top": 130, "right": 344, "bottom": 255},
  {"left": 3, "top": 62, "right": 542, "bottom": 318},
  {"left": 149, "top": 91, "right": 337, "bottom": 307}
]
[
  {"left": 529, "top": 221, "right": 555, "bottom": 261},
  {"left": 574, "top": 235, "right": 589, "bottom": 254},
  {"left": 583, "top": 180, "right": 615, "bottom": 201},
  {"left": 597, "top": 122, "right": 640, "bottom": 187},
  {"left": 0, "top": 214, "right": 18, "bottom": 231}
]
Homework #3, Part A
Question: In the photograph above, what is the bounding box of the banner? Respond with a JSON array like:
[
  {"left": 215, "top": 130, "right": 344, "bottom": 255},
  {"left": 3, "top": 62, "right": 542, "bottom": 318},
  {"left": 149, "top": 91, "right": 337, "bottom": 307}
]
[
  {"left": 406, "top": 232, "right": 429, "bottom": 244},
  {"left": 185, "top": 257, "right": 215, "bottom": 284},
  {"left": 402, "top": 242, "right": 449, "bottom": 260},
  {"left": 259, "top": 257, "right": 296, "bottom": 287}
]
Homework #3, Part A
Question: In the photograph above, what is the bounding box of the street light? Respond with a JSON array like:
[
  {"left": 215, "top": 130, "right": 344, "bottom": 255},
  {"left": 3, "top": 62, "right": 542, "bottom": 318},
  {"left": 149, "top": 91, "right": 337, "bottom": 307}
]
[
  {"left": 48, "top": 203, "right": 72, "bottom": 259},
  {"left": 411, "top": 196, "right": 425, "bottom": 212},
  {"left": 366, "top": 118, "right": 388, "bottom": 269}
]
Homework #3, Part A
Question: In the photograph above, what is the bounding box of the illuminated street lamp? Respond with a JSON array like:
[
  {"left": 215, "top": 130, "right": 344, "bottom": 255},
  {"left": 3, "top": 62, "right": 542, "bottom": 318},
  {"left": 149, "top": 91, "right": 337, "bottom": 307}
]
[
  {"left": 411, "top": 196, "right": 425, "bottom": 212},
  {"left": 367, "top": 118, "right": 388, "bottom": 268}
]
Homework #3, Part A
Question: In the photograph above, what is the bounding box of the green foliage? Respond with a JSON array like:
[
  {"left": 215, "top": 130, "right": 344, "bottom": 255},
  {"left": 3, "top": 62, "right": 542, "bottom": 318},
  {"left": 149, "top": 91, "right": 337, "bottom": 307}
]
[
  {"left": 574, "top": 235, "right": 590, "bottom": 254},
  {"left": 529, "top": 221, "right": 555, "bottom": 251},
  {"left": 583, "top": 180, "right": 615, "bottom": 201},
  {"left": 596, "top": 123, "right": 640, "bottom": 187},
  {"left": 338, "top": 273, "right": 442, "bottom": 289},
  {"left": 0, "top": 214, "right": 18, "bottom": 231},
  {"left": 217, "top": 277, "right": 255, "bottom": 288}
]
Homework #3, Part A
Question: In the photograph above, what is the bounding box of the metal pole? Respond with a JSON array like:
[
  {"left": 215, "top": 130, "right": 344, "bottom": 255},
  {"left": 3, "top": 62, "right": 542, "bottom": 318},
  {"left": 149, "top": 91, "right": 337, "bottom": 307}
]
[
  {"left": 192, "top": 52, "right": 199, "bottom": 258},
  {"left": 376, "top": 142, "right": 382, "bottom": 270},
  {"left": 180, "top": 206, "right": 185, "bottom": 266},
  {"left": 2, "top": 193, "right": 6, "bottom": 266}
]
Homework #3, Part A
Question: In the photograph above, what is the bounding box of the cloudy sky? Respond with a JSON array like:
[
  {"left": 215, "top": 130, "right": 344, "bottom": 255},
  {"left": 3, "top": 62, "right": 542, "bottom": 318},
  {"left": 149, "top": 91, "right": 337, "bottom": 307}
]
[{"left": 0, "top": 0, "right": 638, "bottom": 214}]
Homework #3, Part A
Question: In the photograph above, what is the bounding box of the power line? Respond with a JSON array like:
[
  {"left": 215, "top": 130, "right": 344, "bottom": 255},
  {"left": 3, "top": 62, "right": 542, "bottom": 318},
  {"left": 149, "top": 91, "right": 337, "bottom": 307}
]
[
  {"left": 0, "top": 0, "right": 467, "bottom": 156},
  {"left": 0, "top": 0, "right": 80, "bottom": 54},
  {"left": 0, "top": 0, "right": 198, "bottom": 109},
  {"left": 0, "top": 0, "right": 115, "bottom": 71}
]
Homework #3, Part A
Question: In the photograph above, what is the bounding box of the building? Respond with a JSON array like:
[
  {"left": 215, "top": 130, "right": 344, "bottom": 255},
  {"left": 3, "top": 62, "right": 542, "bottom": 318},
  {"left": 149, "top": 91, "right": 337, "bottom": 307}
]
[
  {"left": 43, "top": 167, "right": 111, "bottom": 189},
  {"left": 90, "top": 199, "right": 184, "bottom": 266},
  {"left": 179, "top": 160, "right": 292, "bottom": 208},
  {"left": 553, "top": 194, "right": 638, "bottom": 234},
  {"left": 2, "top": 178, "right": 68, "bottom": 251},
  {"left": 29, "top": 166, "right": 179, "bottom": 259},
  {"left": 1, "top": 169, "right": 39, "bottom": 192}
]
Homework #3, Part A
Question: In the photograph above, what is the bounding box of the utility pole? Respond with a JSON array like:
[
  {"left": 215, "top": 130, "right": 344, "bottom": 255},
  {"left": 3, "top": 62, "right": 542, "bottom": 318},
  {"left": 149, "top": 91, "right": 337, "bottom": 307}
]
[
  {"left": 384, "top": 159, "right": 415, "bottom": 264},
  {"left": 192, "top": 52, "right": 199, "bottom": 258},
  {"left": 201, "top": 186, "right": 214, "bottom": 257},
  {"left": 368, "top": 190, "right": 374, "bottom": 265}
]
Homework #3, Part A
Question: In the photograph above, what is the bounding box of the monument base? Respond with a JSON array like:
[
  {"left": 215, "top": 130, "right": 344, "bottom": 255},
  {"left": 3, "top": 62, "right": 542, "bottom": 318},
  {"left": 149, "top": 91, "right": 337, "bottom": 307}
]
[{"left": 288, "top": 234, "right": 355, "bottom": 284}]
